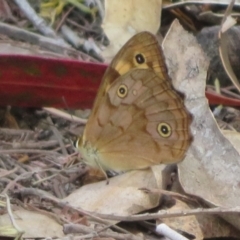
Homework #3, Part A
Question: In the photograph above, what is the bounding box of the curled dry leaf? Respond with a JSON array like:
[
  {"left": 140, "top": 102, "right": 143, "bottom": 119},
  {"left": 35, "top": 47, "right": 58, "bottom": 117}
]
[
  {"left": 163, "top": 19, "right": 240, "bottom": 230},
  {"left": 64, "top": 165, "right": 165, "bottom": 215}
]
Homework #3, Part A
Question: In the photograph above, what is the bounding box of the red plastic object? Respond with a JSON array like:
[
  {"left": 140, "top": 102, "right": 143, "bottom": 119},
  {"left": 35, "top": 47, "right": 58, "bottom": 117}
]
[
  {"left": 0, "top": 55, "right": 240, "bottom": 108},
  {"left": 206, "top": 90, "right": 240, "bottom": 106},
  {"left": 0, "top": 55, "right": 107, "bottom": 109}
]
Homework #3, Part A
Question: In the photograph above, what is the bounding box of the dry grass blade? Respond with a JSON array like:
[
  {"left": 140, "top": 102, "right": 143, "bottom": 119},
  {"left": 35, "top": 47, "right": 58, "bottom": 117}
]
[{"left": 218, "top": 0, "right": 240, "bottom": 92}]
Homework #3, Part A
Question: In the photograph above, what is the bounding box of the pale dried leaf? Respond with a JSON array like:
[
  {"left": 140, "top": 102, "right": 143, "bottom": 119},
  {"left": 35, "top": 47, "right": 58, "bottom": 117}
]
[
  {"left": 102, "top": 0, "right": 162, "bottom": 61},
  {"left": 0, "top": 209, "right": 63, "bottom": 238},
  {"left": 64, "top": 165, "right": 165, "bottom": 215},
  {"left": 163, "top": 19, "right": 240, "bottom": 230}
]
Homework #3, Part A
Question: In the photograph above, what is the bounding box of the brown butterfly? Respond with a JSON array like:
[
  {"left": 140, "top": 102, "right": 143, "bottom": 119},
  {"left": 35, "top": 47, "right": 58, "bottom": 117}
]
[{"left": 76, "top": 31, "right": 192, "bottom": 172}]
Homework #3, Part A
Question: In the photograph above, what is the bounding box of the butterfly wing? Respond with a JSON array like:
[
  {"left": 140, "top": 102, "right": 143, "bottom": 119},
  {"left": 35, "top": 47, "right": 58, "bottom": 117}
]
[{"left": 78, "top": 32, "right": 192, "bottom": 171}]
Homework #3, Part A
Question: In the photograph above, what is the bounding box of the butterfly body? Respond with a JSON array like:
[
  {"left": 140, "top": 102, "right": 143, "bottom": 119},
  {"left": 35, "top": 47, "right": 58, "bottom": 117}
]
[{"left": 77, "top": 32, "right": 192, "bottom": 172}]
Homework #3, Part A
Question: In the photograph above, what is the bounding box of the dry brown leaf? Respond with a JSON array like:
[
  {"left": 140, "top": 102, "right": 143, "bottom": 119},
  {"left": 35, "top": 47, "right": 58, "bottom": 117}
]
[
  {"left": 64, "top": 165, "right": 165, "bottom": 215},
  {"left": 162, "top": 19, "right": 240, "bottom": 230}
]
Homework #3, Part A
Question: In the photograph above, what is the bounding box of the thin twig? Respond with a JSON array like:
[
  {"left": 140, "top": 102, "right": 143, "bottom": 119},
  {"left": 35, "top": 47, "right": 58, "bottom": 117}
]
[
  {"left": 0, "top": 167, "right": 18, "bottom": 178},
  {"left": 0, "top": 22, "right": 100, "bottom": 62},
  {"left": 0, "top": 149, "right": 62, "bottom": 155},
  {"left": 8, "top": 140, "right": 59, "bottom": 149},
  {"left": 44, "top": 108, "right": 87, "bottom": 124},
  {"left": 55, "top": 6, "right": 74, "bottom": 32},
  {"left": 5, "top": 194, "right": 23, "bottom": 233},
  {"left": 46, "top": 116, "right": 68, "bottom": 156},
  {"left": 140, "top": 188, "right": 197, "bottom": 203},
  {"left": 13, "top": 0, "right": 58, "bottom": 38},
  {"left": 64, "top": 223, "right": 143, "bottom": 240},
  {"left": 96, "top": 206, "right": 240, "bottom": 222}
]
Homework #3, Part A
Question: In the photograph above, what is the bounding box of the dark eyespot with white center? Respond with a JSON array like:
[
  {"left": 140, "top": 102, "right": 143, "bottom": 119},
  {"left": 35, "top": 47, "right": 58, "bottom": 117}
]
[
  {"left": 135, "top": 53, "right": 145, "bottom": 64},
  {"left": 117, "top": 84, "right": 128, "bottom": 98},
  {"left": 157, "top": 122, "right": 172, "bottom": 138}
]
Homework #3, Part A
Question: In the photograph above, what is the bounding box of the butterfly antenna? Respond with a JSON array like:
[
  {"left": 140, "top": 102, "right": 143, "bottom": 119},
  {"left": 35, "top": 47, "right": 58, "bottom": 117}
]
[
  {"left": 61, "top": 96, "right": 79, "bottom": 149},
  {"left": 94, "top": 157, "right": 109, "bottom": 185}
]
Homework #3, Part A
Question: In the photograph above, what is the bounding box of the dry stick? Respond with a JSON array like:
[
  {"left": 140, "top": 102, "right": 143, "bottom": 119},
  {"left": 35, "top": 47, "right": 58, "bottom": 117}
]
[
  {"left": 207, "top": 85, "right": 240, "bottom": 99},
  {"left": 2, "top": 155, "right": 28, "bottom": 175},
  {"left": 224, "top": 85, "right": 237, "bottom": 91},
  {"left": 218, "top": 0, "right": 239, "bottom": 92},
  {"left": 60, "top": 27, "right": 102, "bottom": 58},
  {"left": 0, "top": 141, "right": 18, "bottom": 149},
  {"left": 32, "top": 172, "right": 61, "bottom": 186},
  {"left": 0, "top": 178, "right": 11, "bottom": 185},
  {"left": 2, "top": 0, "right": 18, "bottom": 23},
  {"left": 140, "top": 188, "right": 198, "bottom": 204},
  {"left": 96, "top": 206, "right": 240, "bottom": 222},
  {"left": 46, "top": 116, "right": 68, "bottom": 156},
  {"left": 66, "top": 18, "right": 99, "bottom": 34},
  {"left": 0, "top": 128, "right": 34, "bottom": 135},
  {"left": 64, "top": 223, "right": 143, "bottom": 240},
  {"left": 220, "top": 88, "right": 240, "bottom": 99},
  {"left": 27, "top": 145, "right": 74, "bottom": 162},
  {"left": 11, "top": 140, "right": 59, "bottom": 149},
  {"left": 44, "top": 108, "right": 87, "bottom": 124},
  {"left": 2, "top": 172, "right": 35, "bottom": 194},
  {"left": 4, "top": 194, "right": 24, "bottom": 237},
  {"left": 18, "top": 187, "right": 129, "bottom": 234},
  {"left": 32, "top": 167, "right": 71, "bottom": 186},
  {"left": 55, "top": 6, "right": 74, "bottom": 32},
  {"left": 13, "top": 0, "right": 58, "bottom": 38},
  {"left": 26, "top": 204, "right": 65, "bottom": 225},
  {"left": 27, "top": 153, "right": 51, "bottom": 162},
  {"left": 61, "top": 24, "right": 84, "bottom": 48},
  {"left": 0, "top": 21, "right": 99, "bottom": 62},
  {"left": 0, "top": 24, "right": 64, "bottom": 51},
  {"left": 0, "top": 167, "right": 18, "bottom": 178},
  {"left": 0, "top": 149, "right": 62, "bottom": 158},
  {"left": 0, "top": 162, "right": 70, "bottom": 189}
]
